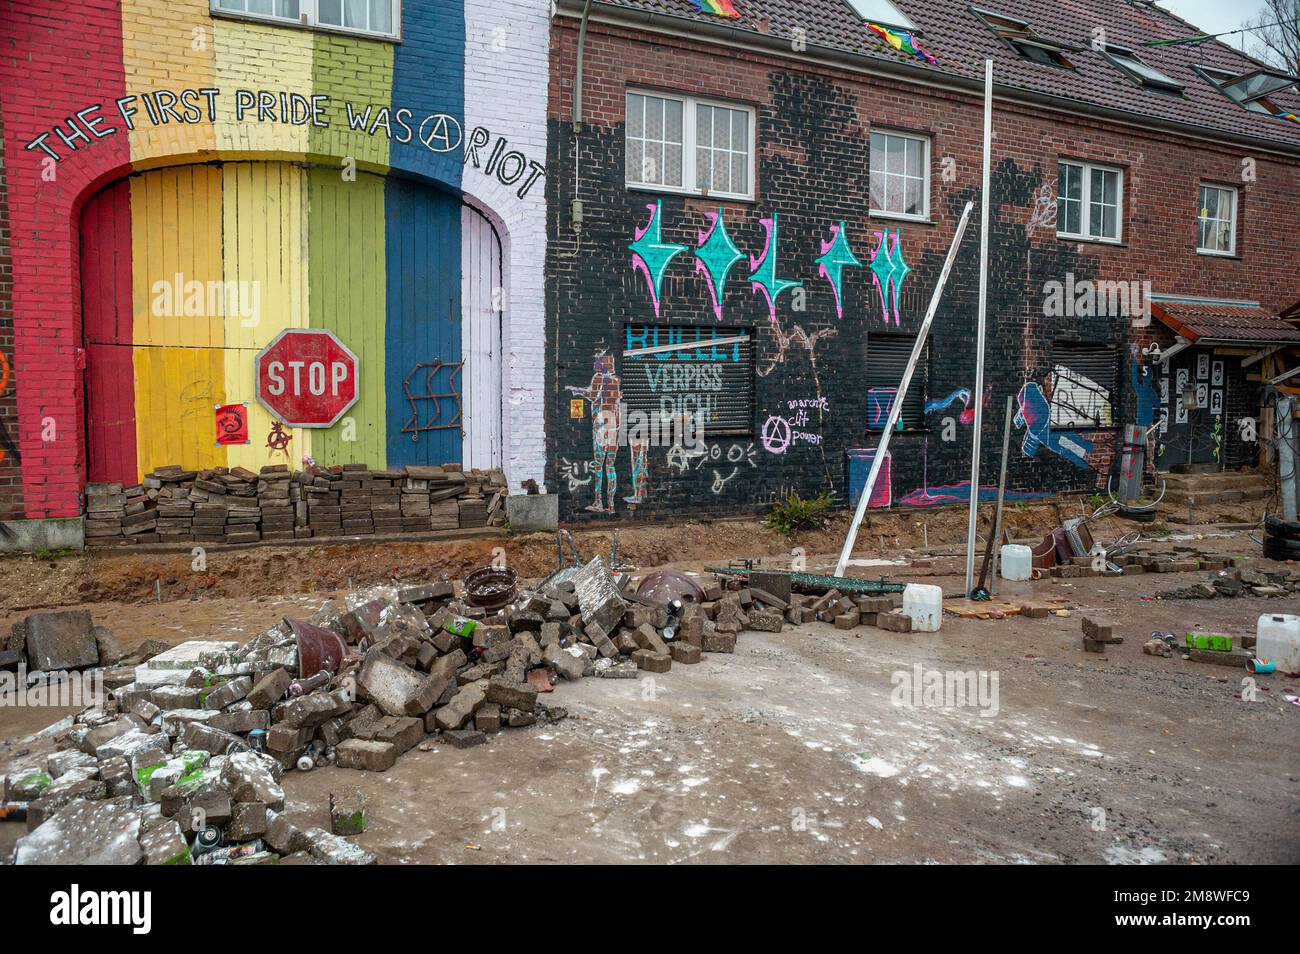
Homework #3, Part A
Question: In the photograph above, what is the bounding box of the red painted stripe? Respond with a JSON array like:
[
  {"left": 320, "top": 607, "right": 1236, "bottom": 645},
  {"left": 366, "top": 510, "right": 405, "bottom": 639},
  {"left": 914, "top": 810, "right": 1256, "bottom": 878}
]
[
  {"left": 0, "top": 2, "right": 131, "bottom": 516},
  {"left": 81, "top": 179, "right": 136, "bottom": 485}
]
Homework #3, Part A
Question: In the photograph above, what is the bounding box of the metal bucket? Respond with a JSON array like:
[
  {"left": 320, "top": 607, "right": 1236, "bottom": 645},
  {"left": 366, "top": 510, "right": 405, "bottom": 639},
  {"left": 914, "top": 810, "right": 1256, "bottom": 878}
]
[
  {"left": 464, "top": 565, "right": 519, "bottom": 611},
  {"left": 285, "top": 616, "right": 346, "bottom": 679}
]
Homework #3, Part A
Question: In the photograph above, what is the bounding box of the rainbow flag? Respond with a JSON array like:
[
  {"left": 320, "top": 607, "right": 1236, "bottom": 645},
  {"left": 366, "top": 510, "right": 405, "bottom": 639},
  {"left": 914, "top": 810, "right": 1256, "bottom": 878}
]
[
  {"left": 693, "top": 0, "right": 740, "bottom": 17},
  {"left": 1276, "top": 111, "right": 1300, "bottom": 125},
  {"left": 867, "top": 22, "right": 938, "bottom": 67}
]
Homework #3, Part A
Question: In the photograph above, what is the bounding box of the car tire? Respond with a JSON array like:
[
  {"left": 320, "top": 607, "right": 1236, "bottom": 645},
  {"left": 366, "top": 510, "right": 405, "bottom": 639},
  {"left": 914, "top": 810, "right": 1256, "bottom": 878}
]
[
  {"left": 1264, "top": 513, "right": 1300, "bottom": 542},
  {"left": 1263, "top": 533, "right": 1300, "bottom": 561}
]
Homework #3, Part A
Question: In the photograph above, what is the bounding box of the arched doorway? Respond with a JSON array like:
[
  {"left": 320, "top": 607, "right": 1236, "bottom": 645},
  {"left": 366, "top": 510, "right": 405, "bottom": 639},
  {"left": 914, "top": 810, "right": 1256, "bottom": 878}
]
[{"left": 80, "top": 162, "right": 503, "bottom": 484}]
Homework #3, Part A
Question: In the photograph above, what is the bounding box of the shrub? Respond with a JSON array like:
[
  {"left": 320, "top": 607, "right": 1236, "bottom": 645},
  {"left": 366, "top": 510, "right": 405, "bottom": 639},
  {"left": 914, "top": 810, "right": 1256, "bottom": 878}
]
[{"left": 765, "top": 492, "right": 835, "bottom": 536}]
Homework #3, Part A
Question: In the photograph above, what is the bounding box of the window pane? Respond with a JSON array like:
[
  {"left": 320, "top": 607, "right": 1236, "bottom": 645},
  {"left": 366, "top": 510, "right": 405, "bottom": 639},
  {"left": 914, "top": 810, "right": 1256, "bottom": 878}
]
[
  {"left": 664, "top": 142, "right": 683, "bottom": 186},
  {"left": 219, "top": 0, "right": 247, "bottom": 11},
  {"left": 319, "top": 0, "right": 342, "bottom": 23},
  {"left": 870, "top": 132, "right": 885, "bottom": 170},
  {"left": 886, "top": 175, "right": 904, "bottom": 212},
  {"left": 905, "top": 178, "right": 923, "bottom": 217},
  {"left": 1059, "top": 163, "right": 1081, "bottom": 202},
  {"left": 646, "top": 98, "right": 664, "bottom": 141},
  {"left": 369, "top": 0, "right": 391, "bottom": 32},
  {"left": 344, "top": 0, "right": 367, "bottom": 28},
  {"left": 731, "top": 152, "right": 746, "bottom": 195},
  {"left": 277, "top": 0, "right": 300, "bottom": 16},
  {"left": 626, "top": 95, "right": 644, "bottom": 139},
  {"left": 1059, "top": 196, "right": 1080, "bottom": 236},
  {"left": 1201, "top": 186, "right": 1218, "bottom": 220},
  {"left": 627, "top": 139, "right": 643, "bottom": 184},
  {"left": 247, "top": 0, "right": 273, "bottom": 13},
  {"left": 905, "top": 138, "right": 924, "bottom": 178},
  {"left": 731, "top": 110, "right": 747, "bottom": 152},
  {"left": 870, "top": 171, "right": 887, "bottom": 210},
  {"left": 887, "top": 136, "right": 904, "bottom": 174},
  {"left": 696, "top": 105, "right": 712, "bottom": 149},
  {"left": 665, "top": 99, "right": 683, "bottom": 144}
]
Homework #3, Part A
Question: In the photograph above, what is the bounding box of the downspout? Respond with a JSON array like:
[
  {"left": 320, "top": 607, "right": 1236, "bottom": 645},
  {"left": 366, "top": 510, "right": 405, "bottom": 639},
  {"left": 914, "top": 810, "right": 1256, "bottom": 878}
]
[{"left": 571, "top": 0, "right": 593, "bottom": 240}]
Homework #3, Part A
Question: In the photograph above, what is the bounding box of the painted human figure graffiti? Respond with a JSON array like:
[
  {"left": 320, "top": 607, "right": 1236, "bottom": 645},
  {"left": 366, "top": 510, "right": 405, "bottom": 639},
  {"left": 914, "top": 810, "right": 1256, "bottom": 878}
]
[
  {"left": 565, "top": 353, "right": 622, "bottom": 513},
  {"left": 625, "top": 434, "right": 649, "bottom": 506},
  {"left": 1014, "top": 381, "right": 1093, "bottom": 469}
]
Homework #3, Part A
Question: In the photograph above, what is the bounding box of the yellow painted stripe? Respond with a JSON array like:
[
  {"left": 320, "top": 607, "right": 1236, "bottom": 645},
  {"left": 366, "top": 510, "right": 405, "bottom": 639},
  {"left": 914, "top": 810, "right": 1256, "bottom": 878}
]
[
  {"left": 212, "top": 19, "right": 314, "bottom": 159},
  {"left": 120, "top": 0, "right": 218, "bottom": 163},
  {"left": 130, "top": 167, "right": 227, "bottom": 474},
  {"left": 308, "top": 167, "right": 386, "bottom": 467},
  {"left": 221, "top": 162, "right": 313, "bottom": 471}
]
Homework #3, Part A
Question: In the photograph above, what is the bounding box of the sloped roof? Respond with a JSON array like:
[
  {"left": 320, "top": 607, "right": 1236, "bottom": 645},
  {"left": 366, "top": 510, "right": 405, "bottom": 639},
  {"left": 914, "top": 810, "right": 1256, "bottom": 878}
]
[
  {"left": 1152, "top": 301, "right": 1300, "bottom": 344},
  {"left": 587, "top": 0, "right": 1300, "bottom": 150}
]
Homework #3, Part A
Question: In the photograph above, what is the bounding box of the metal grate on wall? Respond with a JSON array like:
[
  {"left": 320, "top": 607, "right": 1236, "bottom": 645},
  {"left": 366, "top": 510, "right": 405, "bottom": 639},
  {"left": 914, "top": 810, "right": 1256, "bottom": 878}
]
[
  {"left": 621, "top": 324, "right": 753, "bottom": 437},
  {"left": 865, "top": 333, "right": 929, "bottom": 431}
]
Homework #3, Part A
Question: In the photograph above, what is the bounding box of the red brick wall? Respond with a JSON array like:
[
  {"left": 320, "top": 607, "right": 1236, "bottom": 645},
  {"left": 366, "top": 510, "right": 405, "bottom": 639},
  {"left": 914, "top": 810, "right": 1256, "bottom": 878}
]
[
  {"left": 0, "top": 110, "right": 21, "bottom": 518},
  {"left": 0, "top": 0, "right": 130, "bottom": 519}
]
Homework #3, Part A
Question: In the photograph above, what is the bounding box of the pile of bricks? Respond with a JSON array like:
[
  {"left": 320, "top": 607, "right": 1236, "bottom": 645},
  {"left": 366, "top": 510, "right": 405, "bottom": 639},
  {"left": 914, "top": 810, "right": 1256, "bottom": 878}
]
[
  {"left": 83, "top": 463, "right": 507, "bottom": 547},
  {"left": 3, "top": 561, "right": 774, "bottom": 865}
]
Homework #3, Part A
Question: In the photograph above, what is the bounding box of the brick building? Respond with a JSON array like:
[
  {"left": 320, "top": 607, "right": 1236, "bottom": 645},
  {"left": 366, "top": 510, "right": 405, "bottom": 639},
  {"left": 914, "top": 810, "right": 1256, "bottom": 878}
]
[
  {"left": 545, "top": 0, "right": 1300, "bottom": 523},
  {"left": 0, "top": 0, "right": 549, "bottom": 548}
]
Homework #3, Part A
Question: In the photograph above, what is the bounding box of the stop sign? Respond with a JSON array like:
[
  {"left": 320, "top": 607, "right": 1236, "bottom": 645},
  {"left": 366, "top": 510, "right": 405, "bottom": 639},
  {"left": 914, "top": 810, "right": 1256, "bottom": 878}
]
[{"left": 255, "top": 329, "right": 360, "bottom": 427}]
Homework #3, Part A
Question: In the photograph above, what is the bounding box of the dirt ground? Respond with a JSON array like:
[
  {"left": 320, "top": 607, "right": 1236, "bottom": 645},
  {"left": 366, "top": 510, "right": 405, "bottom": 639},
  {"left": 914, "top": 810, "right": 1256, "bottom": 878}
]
[{"left": 1, "top": 503, "right": 1297, "bottom": 865}]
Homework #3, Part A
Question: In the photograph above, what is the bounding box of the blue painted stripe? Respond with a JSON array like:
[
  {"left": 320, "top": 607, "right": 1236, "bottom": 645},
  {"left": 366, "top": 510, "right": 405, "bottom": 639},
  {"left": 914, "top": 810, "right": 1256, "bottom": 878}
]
[
  {"left": 389, "top": 0, "right": 465, "bottom": 190},
  {"left": 384, "top": 177, "right": 464, "bottom": 467}
]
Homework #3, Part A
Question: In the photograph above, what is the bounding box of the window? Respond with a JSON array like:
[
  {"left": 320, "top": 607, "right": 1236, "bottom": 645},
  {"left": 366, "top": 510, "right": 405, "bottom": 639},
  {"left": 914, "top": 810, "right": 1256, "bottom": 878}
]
[
  {"left": 1198, "top": 184, "right": 1237, "bottom": 256},
  {"left": 972, "top": 8, "right": 1077, "bottom": 70},
  {"left": 1048, "top": 342, "right": 1117, "bottom": 428},
  {"left": 844, "top": 0, "right": 917, "bottom": 31},
  {"left": 1196, "top": 66, "right": 1298, "bottom": 116},
  {"left": 211, "top": 0, "right": 400, "bottom": 39},
  {"left": 1097, "top": 44, "right": 1183, "bottom": 95},
  {"left": 622, "top": 324, "right": 754, "bottom": 436},
  {"left": 865, "top": 334, "right": 928, "bottom": 431},
  {"left": 625, "top": 92, "right": 754, "bottom": 200},
  {"left": 870, "top": 130, "right": 930, "bottom": 220},
  {"left": 1057, "top": 161, "right": 1122, "bottom": 243}
]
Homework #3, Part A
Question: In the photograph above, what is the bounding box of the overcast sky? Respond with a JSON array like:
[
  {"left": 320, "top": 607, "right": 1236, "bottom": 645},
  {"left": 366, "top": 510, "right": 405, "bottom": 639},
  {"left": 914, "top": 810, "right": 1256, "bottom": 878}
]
[{"left": 1155, "top": 0, "right": 1269, "bottom": 52}]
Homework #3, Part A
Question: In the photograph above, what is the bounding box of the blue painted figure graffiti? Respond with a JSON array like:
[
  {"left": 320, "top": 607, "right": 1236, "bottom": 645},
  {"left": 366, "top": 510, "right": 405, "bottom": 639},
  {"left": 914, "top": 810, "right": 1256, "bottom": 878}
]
[
  {"left": 565, "top": 353, "right": 622, "bottom": 513},
  {"left": 1014, "top": 381, "right": 1093, "bottom": 469},
  {"left": 1131, "top": 351, "right": 1159, "bottom": 428},
  {"left": 625, "top": 433, "right": 649, "bottom": 505}
]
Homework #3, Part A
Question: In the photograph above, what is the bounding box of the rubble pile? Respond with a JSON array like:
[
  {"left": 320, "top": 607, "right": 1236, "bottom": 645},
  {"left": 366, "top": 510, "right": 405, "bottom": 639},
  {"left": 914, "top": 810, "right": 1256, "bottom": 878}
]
[
  {"left": 83, "top": 463, "right": 507, "bottom": 546},
  {"left": 3, "top": 559, "right": 782, "bottom": 865},
  {"left": 1156, "top": 564, "right": 1300, "bottom": 600}
]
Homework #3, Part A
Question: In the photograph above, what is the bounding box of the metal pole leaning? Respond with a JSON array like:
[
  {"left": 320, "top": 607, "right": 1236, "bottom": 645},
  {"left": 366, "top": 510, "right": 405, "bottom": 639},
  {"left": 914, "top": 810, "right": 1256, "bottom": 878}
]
[
  {"left": 964, "top": 59, "right": 995, "bottom": 595},
  {"left": 835, "top": 200, "right": 976, "bottom": 578}
]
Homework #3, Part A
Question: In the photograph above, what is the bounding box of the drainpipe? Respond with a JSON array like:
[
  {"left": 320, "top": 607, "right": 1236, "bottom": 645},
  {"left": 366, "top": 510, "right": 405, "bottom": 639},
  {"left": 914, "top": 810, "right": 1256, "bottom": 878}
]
[{"left": 571, "top": 0, "right": 593, "bottom": 237}]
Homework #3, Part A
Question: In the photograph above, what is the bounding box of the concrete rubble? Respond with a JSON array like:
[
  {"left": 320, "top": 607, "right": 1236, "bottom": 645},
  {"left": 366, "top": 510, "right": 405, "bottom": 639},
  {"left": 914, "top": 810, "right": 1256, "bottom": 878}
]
[{"left": 3, "top": 559, "right": 780, "bottom": 865}]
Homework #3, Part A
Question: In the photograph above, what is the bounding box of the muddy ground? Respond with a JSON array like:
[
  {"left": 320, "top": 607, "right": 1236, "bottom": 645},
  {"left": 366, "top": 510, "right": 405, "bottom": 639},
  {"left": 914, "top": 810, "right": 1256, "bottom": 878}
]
[{"left": 0, "top": 501, "right": 1297, "bottom": 864}]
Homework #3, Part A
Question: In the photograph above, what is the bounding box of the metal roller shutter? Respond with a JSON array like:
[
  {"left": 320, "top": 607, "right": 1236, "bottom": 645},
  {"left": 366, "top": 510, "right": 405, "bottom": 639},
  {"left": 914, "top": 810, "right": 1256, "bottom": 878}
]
[
  {"left": 1049, "top": 340, "right": 1119, "bottom": 428},
  {"left": 621, "top": 324, "right": 753, "bottom": 436},
  {"left": 865, "top": 333, "right": 929, "bottom": 431}
]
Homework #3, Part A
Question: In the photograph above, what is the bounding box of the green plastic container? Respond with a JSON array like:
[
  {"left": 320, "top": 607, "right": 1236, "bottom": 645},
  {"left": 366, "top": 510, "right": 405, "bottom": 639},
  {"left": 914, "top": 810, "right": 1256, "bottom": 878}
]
[
  {"left": 1186, "top": 632, "right": 1233, "bottom": 652},
  {"left": 445, "top": 615, "right": 477, "bottom": 638}
]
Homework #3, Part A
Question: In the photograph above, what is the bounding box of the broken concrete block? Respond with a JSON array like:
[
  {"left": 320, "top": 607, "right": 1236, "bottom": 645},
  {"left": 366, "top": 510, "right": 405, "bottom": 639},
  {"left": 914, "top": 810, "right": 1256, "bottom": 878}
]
[
  {"left": 14, "top": 796, "right": 142, "bottom": 865},
  {"left": 5, "top": 769, "right": 53, "bottom": 802},
  {"left": 330, "top": 787, "right": 368, "bottom": 836},
  {"left": 335, "top": 739, "right": 398, "bottom": 772},
  {"left": 475, "top": 703, "right": 502, "bottom": 733},
  {"left": 140, "top": 817, "right": 191, "bottom": 865},
  {"left": 701, "top": 628, "right": 737, "bottom": 653},
  {"left": 633, "top": 649, "right": 671, "bottom": 673},
  {"left": 485, "top": 676, "right": 537, "bottom": 713},
  {"left": 181, "top": 721, "right": 244, "bottom": 756},
  {"left": 93, "top": 627, "right": 123, "bottom": 666},
  {"left": 669, "top": 642, "right": 701, "bottom": 664},
  {"left": 304, "top": 827, "right": 376, "bottom": 865},
  {"left": 267, "top": 721, "right": 314, "bottom": 754},
  {"left": 433, "top": 683, "right": 487, "bottom": 731},
  {"left": 279, "top": 689, "right": 352, "bottom": 728},
  {"left": 748, "top": 608, "right": 784, "bottom": 632},
  {"left": 227, "top": 802, "right": 269, "bottom": 839},
  {"left": 544, "top": 644, "right": 586, "bottom": 681},
  {"left": 203, "top": 676, "right": 253, "bottom": 710},
  {"left": 265, "top": 810, "right": 311, "bottom": 855},
  {"left": 208, "top": 709, "right": 271, "bottom": 734},
  {"left": 18, "top": 610, "right": 99, "bottom": 671},
  {"left": 247, "top": 667, "right": 292, "bottom": 709},
  {"left": 834, "top": 612, "right": 860, "bottom": 630},
  {"left": 876, "top": 611, "right": 912, "bottom": 633},
  {"left": 444, "top": 728, "right": 488, "bottom": 748},
  {"left": 221, "top": 751, "right": 285, "bottom": 809},
  {"left": 574, "top": 557, "right": 629, "bottom": 636},
  {"left": 137, "top": 640, "right": 238, "bottom": 687},
  {"left": 632, "top": 622, "right": 670, "bottom": 655},
  {"left": 358, "top": 649, "right": 439, "bottom": 717}
]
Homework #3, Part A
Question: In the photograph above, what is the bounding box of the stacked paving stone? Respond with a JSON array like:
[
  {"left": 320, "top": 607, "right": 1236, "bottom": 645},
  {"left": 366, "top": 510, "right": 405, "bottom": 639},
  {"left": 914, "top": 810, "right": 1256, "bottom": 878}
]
[
  {"left": 84, "top": 464, "right": 507, "bottom": 546},
  {"left": 2, "top": 561, "right": 776, "bottom": 865}
]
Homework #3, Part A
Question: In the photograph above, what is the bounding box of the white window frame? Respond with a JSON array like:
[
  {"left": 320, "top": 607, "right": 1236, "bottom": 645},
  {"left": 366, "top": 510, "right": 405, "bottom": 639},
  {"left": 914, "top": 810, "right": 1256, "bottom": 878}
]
[
  {"left": 869, "top": 129, "right": 931, "bottom": 222},
  {"left": 844, "top": 0, "right": 917, "bottom": 32},
  {"left": 1197, "top": 183, "right": 1238, "bottom": 257},
  {"left": 624, "top": 90, "right": 756, "bottom": 202},
  {"left": 210, "top": 0, "right": 401, "bottom": 42},
  {"left": 1057, "top": 160, "right": 1124, "bottom": 244}
]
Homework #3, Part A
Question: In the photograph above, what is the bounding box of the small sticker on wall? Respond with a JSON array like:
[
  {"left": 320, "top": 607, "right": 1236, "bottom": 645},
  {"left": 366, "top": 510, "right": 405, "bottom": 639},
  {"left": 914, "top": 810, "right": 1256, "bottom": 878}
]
[
  {"left": 215, "top": 402, "right": 250, "bottom": 446},
  {"left": 569, "top": 398, "right": 584, "bottom": 420}
]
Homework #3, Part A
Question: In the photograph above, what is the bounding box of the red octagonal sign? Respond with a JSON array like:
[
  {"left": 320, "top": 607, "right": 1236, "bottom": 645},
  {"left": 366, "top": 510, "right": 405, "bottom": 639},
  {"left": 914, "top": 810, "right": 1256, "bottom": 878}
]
[{"left": 255, "top": 329, "right": 360, "bottom": 428}]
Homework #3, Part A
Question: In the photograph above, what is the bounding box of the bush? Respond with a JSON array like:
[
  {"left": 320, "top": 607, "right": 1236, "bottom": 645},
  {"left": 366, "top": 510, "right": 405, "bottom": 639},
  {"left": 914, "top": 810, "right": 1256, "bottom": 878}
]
[{"left": 765, "top": 492, "right": 835, "bottom": 536}]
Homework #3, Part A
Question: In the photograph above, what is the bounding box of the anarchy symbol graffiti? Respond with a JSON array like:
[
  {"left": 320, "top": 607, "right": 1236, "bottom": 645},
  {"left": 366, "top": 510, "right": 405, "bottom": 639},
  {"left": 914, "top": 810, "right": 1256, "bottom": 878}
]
[{"left": 761, "top": 415, "right": 792, "bottom": 455}]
